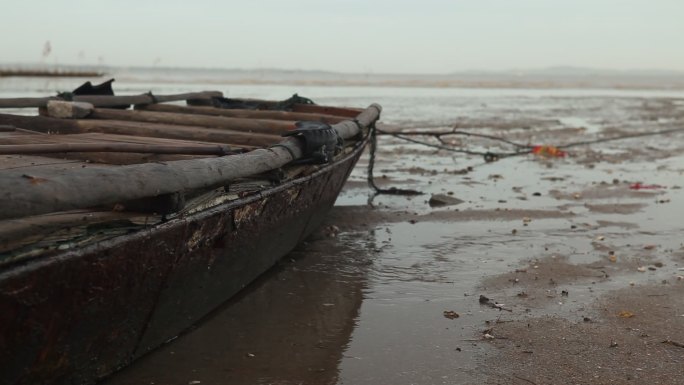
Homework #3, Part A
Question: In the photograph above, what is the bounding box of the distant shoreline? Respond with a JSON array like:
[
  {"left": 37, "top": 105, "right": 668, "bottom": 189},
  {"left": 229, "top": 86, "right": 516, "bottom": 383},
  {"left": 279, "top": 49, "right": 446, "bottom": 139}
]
[
  {"left": 1, "top": 63, "right": 682, "bottom": 91},
  {"left": 150, "top": 78, "right": 684, "bottom": 91},
  {"left": 0, "top": 69, "right": 104, "bottom": 78}
]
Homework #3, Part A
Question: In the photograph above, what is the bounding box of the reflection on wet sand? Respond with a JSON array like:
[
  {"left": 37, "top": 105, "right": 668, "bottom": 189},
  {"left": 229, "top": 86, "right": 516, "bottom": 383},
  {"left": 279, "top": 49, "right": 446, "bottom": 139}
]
[{"left": 104, "top": 235, "right": 373, "bottom": 385}]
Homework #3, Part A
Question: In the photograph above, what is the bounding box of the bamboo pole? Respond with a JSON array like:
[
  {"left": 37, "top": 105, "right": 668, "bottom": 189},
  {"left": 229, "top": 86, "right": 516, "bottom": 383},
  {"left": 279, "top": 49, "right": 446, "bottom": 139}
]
[
  {"left": 0, "top": 113, "right": 82, "bottom": 133},
  {"left": 0, "top": 143, "right": 234, "bottom": 156},
  {"left": 0, "top": 114, "right": 281, "bottom": 147},
  {"left": 186, "top": 97, "right": 363, "bottom": 117},
  {"left": 40, "top": 101, "right": 297, "bottom": 135},
  {"left": 0, "top": 131, "right": 254, "bottom": 164},
  {"left": 74, "top": 120, "right": 280, "bottom": 147},
  {"left": 0, "top": 104, "right": 381, "bottom": 220},
  {"left": 0, "top": 91, "right": 223, "bottom": 109},
  {"left": 292, "top": 104, "right": 362, "bottom": 118},
  {"left": 85, "top": 108, "right": 295, "bottom": 135},
  {"left": 137, "top": 104, "right": 346, "bottom": 124}
]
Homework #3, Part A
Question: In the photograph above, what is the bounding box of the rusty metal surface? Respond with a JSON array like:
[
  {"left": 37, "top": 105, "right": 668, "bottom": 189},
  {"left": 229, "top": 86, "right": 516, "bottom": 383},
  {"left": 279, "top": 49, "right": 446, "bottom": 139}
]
[{"left": 0, "top": 136, "right": 368, "bottom": 385}]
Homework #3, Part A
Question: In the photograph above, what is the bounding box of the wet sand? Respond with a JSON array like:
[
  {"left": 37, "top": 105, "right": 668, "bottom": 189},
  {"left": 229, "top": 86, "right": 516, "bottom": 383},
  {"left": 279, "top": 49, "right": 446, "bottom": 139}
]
[{"left": 103, "top": 91, "right": 684, "bottom": 384}]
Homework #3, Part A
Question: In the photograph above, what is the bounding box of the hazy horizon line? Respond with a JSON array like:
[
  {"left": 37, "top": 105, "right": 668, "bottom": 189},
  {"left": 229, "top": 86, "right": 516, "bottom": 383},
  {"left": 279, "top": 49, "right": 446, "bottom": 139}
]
[{"left": 2, "top": 61, "right": 684, "bottom": 77}]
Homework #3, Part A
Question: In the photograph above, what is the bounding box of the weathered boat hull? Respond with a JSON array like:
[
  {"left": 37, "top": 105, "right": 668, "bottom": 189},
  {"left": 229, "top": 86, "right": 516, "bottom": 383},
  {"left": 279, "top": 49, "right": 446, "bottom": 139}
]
[{"left": 0, "top": 136, "right": 366, "bottom": 385}]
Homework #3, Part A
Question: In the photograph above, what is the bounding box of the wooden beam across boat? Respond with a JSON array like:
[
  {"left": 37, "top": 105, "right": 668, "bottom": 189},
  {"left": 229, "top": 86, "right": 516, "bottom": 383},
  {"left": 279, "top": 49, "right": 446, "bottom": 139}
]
[{"left": 0, "top": 104, "right": 381, "bottom": 220}]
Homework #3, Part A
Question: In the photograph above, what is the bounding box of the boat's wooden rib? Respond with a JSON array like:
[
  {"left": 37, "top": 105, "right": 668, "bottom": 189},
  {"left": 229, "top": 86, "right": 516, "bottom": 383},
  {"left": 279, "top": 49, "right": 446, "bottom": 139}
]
[{"left": 136, "top": 103, "right": 347, "bottom": 124}]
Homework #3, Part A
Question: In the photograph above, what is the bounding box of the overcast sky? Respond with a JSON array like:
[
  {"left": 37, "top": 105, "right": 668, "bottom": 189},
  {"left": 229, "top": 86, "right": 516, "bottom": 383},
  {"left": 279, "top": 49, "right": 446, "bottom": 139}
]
[{"left": 2, "top": 0, "right": 683, "bottom": 74}]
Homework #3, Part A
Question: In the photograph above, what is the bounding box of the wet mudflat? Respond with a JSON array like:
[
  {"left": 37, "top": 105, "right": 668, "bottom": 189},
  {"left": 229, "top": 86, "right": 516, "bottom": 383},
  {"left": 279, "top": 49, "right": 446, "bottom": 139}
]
[{"left": 102, "top": 89, "right": 684, "bottom": 385}]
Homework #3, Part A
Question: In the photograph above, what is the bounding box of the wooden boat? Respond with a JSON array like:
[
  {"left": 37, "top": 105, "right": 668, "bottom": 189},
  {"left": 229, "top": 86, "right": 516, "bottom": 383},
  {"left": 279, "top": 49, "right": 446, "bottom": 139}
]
[{"left": 0, "top": 80, "right": 380, "bottom": 385}]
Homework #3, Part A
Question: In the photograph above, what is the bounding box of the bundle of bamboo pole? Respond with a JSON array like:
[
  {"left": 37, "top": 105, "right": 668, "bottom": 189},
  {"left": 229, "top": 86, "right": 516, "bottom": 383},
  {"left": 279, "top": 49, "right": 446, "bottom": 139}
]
[{"left": 0, "top": 101, "right": 381, "bottom": 220}]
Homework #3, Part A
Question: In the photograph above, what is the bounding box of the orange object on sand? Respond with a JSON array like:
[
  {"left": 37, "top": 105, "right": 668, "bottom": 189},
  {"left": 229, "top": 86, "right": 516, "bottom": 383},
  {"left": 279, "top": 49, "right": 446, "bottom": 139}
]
[
  {"left": 531, "top": 145, "right": 566, "bottom": 158},
  {"left": 629, "top": 183, "right": 665, "bottom": 190}
]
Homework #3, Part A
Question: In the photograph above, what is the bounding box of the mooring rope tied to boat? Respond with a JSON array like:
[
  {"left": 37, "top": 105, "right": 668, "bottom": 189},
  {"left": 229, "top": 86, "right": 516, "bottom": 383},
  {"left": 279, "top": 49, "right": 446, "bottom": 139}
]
[
  {"left": 368, "top": 124, "right": 684, "bottom": 196},
  {"left": 367, "top": 123, "right": 423, "bottom": 197},
  {"left": 376, "top": 125, "right": 684, "bottom": 161}
]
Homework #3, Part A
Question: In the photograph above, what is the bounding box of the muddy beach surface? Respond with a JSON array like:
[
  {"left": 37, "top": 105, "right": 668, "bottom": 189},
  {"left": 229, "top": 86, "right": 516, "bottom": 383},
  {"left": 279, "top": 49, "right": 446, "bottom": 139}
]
[{"left": 101, "top": 88, "right": 684, "bottom": 385}]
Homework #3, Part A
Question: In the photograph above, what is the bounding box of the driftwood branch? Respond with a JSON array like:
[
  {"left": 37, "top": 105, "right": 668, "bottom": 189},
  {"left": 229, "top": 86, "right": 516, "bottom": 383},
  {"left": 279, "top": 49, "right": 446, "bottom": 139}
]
[{"left": 0, "top": 104, "right": 381, "bottom": 220}]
